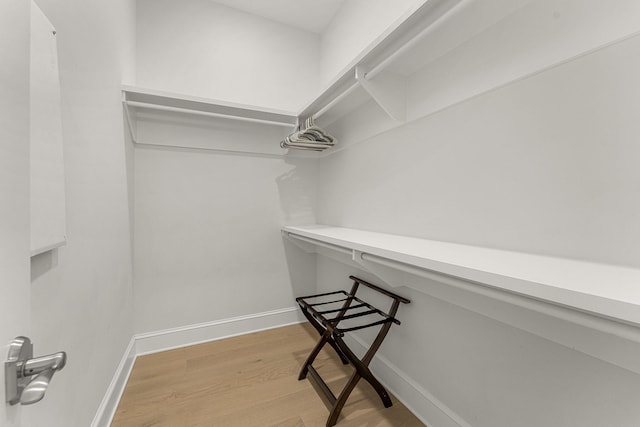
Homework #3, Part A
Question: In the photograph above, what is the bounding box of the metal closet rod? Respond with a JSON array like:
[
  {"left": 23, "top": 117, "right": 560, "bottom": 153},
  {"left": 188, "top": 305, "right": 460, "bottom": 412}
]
[
  {"left": 312, "top": 80, "right": 362, "bottom": 120},
  {"left": 365, "top": 10, "right": 453, "bottom": 80},
  {"left": 122, "top": 101, "right": 289, "bottom": 158},
  {"left": 367, "top": 0, "right": 466, "bottom": 79},
  {"left": 286, "top": 233, "right": 352, "bottom": 255},
  {"left": 124, "top": 100, "right": 297, "bottom": 128}
]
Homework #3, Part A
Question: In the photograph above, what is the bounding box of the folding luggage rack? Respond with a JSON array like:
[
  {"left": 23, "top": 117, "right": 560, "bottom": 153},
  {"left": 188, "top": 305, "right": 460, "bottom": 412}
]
[{"left": 296, "top": 275, "right": 410, "bottom": 427}]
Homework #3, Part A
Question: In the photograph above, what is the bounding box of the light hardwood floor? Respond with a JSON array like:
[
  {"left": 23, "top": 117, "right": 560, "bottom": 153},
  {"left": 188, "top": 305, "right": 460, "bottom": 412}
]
[{"left": 111, "top": 323, "right": 425, "bottom": 427}]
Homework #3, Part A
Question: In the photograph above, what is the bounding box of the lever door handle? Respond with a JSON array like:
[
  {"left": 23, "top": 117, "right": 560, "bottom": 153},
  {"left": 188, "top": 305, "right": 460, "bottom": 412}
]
[
  {"left": 20, "top": 368, "right": 55, "bottom": 405},
  {"left": 4, "top": 337, "right": 67, "bottom": 405},
  {"left": 21, "top": 351, "right": 66, "bottom": 377}
]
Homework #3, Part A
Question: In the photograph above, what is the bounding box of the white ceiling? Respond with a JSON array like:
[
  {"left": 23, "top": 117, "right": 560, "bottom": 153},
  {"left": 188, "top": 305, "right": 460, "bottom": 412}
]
[{"left": 209, "top": 0, "right": 345, "bottom": 34}]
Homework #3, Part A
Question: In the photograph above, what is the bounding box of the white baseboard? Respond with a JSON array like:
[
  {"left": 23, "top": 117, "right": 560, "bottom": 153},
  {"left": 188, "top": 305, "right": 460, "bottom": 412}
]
[
  {"left": 346, "top": 334, "right": 472, "bottom": 427},
  {"left": 135, "top": 307, "right": 304, "bottom": 355},
  {"left": 90, "top": 336, "right": 136, "bottom": 427},
  {"left": 91, "top": 307, "right": 304, "bottom": 427}
]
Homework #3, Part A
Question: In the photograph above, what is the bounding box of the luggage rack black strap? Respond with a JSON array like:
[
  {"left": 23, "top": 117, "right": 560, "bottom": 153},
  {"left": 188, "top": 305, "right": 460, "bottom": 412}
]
[
  {"left": 299, "top": 294, "right": 400, "bottom": 330},
  {"left": 335, "top": 318, "right": 394, "bottom": 335},
  {"left": 316, "top": 303, "right": 367, "bottom": 315},
  {"left": 308, "top": 296, "right": 353, "bottom": 307},
  {"left": 297, "top": 289, "right": 349, "bottom": 299}
]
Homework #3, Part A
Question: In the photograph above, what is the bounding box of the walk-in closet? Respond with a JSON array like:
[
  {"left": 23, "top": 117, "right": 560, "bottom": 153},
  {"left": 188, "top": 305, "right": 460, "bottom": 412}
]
[{"left": 2, "top": 0, "right": 640, "bottom": 426}]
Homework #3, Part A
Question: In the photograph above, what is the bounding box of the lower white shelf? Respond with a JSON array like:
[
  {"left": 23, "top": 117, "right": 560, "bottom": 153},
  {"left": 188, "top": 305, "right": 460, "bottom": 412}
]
[
  {"left": 284, "top": 225, "right": 640, "bottom": 374},
  {"left": 283, "top": 225, "right": 640, "bottom": 328}
]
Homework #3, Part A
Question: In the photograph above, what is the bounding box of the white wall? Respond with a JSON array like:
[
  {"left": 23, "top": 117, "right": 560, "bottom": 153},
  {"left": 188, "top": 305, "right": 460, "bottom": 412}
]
[
  {"left": 133, "top": 146, "right": 317, "bottom": 333},
  {"left": 136, "top": 0, "right": 320, "bottom": 111},
  {"left": 132, "top": 0, "right": 323, "bottom": 335},
  {"left": 319, "top": 0, "right": 425, "bottom": 85},
  {"left": 312, "top": 2, "right": 640, "bottom": 426},
  {"left": 319, "top": 0, "right": 640, "bottom": 268},
  {"left": 0, "top": 0, "right": 31, "bottom": 424},
  {"left": 26, "top": 0, "right": 136, "bottom": 425}
]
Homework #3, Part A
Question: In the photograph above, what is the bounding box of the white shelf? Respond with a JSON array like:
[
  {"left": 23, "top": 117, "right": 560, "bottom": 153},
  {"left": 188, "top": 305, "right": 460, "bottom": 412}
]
[
  {"left": 297, "top": 0, "right": 463, "bottom": 126},
  {"left": 120, "top": 0, "right": 466, "bottom": 153},
  {"left": 122, "top": 85, "right": 298, "bottom": 128},
  {"left": 124, "top": 0, "right": 619, "bottom": 154},
  {"left": 122, "top": 86, "right": 308, "bottom": 157},
  {"left": 283, "top": 225, "right": 640, "bottom": 327}
]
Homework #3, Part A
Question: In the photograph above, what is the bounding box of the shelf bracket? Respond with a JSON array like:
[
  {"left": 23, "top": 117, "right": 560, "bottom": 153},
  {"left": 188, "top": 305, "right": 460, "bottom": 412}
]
[
  {"left": 355, "top": 66, "right": 406, "bottom": 123},
  {"left": 121, "top": 93, "right": 138, "bottom": 144}
]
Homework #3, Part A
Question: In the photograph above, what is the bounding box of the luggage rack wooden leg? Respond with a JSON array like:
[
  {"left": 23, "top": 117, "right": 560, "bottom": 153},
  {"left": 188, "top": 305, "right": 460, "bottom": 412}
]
[
  {"left": 298, "top": 297, "right": 351, "bottom": 377},
  {"left": 296, "top": 276, "right": 410, "bottom": 427}
]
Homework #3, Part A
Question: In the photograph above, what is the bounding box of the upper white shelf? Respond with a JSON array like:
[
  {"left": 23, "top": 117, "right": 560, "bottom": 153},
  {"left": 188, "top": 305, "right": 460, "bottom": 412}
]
[
  {"left": 121, "top": 0, "right": 465, "bottom": 148},
  {"left": 122, "top": 85, "right": 298, "bottom": 128},
  {"left": 283, "top": 225, "right": 640, "bottom": 327},
  {"left": 298, "top": 0, "right": 463, "bottom": 126}
]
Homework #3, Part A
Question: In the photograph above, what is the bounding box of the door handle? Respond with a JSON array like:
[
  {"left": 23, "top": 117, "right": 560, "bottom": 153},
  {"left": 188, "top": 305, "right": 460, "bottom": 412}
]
[{"left": 4, "top": 336, "right": 67, "bottom": 405}]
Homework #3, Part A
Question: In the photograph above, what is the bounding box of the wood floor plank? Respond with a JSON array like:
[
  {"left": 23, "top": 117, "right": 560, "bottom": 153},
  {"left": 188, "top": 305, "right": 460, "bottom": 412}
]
[
  {"left": 268, "top": 416, "right": 306, "bottom": 427},
  {"left": 111, "top": 323, "right": 425, "bottom": 427}
]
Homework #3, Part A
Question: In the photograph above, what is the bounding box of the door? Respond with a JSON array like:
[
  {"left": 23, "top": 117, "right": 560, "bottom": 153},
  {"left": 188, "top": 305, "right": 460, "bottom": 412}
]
[{"left": 1, "top": 0, "right": 32, "bottom": 424}]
